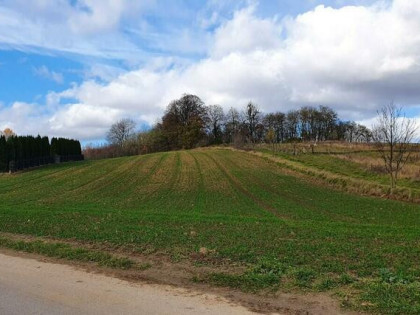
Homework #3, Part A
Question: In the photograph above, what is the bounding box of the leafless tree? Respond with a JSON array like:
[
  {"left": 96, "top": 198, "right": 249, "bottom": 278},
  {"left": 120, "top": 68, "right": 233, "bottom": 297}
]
[
  {"left": 244, "top": 102, "right": 261, "bottom": 143},
  {"left": 372, "top": 103, "right": 418, "bottom": 190},
  {"left": 224, "top": 107, "right": 241, "bottom": 144},
  {"left": 207, "top": 105, "right": 225, "bottom": 144},
  {"left": 107, "top": 118, "right": 136, "bottom": 148}
]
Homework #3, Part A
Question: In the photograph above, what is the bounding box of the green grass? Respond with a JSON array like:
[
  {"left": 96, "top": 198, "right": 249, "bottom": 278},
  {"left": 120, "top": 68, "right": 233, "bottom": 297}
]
[
  {"left": 0, "top": 148, "right": 420, "bottom": 313},
  {"left": 0, "top": 236, "right": 135, "bottom": 269}
]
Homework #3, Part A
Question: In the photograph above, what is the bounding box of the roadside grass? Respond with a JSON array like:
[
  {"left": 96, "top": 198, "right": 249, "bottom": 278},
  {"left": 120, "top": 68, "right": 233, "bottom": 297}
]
[
  {"left": 0, "top": 148, "right": 419, "bottom": 313},
  {"left": 0, "top": 236, "right": 136, "bottom": 269}
]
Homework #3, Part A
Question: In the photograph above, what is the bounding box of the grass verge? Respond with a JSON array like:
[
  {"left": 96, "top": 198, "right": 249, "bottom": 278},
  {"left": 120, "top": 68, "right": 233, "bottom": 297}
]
[{"left": 0, "top": 236, "right": 136, "bottom": 270}]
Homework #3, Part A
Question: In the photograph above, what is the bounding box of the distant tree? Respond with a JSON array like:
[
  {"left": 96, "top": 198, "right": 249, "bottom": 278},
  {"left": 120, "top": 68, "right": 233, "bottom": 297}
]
[
  {"left": 255, "top": 122, "right": 266, "bottom": 143},
  {"left": 335, "top": 121, "right": 349, "bottom": 141},
  {"left": 224, "top": 107, "right": 241, "bottom": 144},
  {"left": 317, "top": 106, "right": 338, "bottom": 141},
  {"left": 244, "top": 102, "right": 261, "bottom": 143},
  {"left": 107, "top": 118, "right": 136, "bottom": 148},
  {"left": 344, "top": 121, "right": 357, "bottom": 142},
  {"left": 161, "top": 94, "right": 207, "bottom": 149},
  {"left": 207, "top": 105, "right": 225, "bottom": 144},
  {"left": 136, "top": 127, "right": 166, "bottom": 154},
  {"left": 353, "top": 124, "right": 372, "bottom": 143},
  {"left": 286, "top": 110, "right": 299, "bottom": 140},
  {"left": 299, "top": 106, "right": 317, "bottom": 141},
  {"left": 265, "top": 128, "right": 276, "bottom": 154},
  {"left": 372, "top": 103, "right": 418, "bottom": 190},
  {"left": 264, "top": 112, "right": 286, "bottom": 143},
  {"left": 2, "top": 128, "right": 15, "bottom": 140},
  {"left": 50, "top": 137, "right": 82, "bottom": 157},
  {"left": 0, "top": 135, "right": 7, "bottom": 171}
]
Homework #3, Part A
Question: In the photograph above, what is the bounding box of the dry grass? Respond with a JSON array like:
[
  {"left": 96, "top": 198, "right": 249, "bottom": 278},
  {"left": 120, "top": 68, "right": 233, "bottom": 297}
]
[
  {"left": 256, "top": 141, "right": 378, "bottom": 155},
  {"left": 336, "top": 152, "right": 420, "bottom": 181}
]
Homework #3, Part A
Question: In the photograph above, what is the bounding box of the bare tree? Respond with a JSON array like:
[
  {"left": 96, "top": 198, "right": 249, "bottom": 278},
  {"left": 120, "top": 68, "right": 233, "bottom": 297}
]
[
  {"left": 244, "top": 102, "right": 261, "bottom": 143},
  {"left": 225, "top": 107, "right": 241, "bottom": 144},
  {"left": 372, "top": 103, "right": 418, "bottom": 190},
  {"left": 107, "top": 118, "right": 136, "bottom": 148},
  {"left": 286, "top": 110, "right": 299, "bottom": 140},
  {"left": 207, "top": 105, "right": 225, "bottom": 144}
]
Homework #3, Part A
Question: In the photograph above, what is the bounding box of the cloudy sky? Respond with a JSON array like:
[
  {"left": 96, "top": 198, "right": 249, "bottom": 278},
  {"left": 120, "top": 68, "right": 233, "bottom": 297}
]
[{"left": 0, "top": 0, "right": 420, "bottom": 143}]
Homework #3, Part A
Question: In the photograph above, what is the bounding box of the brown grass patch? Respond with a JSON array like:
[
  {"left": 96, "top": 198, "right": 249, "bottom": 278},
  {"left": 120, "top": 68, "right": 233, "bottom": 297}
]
[{"left": 337, "top": 153, "right": 420, "bottom": 181}]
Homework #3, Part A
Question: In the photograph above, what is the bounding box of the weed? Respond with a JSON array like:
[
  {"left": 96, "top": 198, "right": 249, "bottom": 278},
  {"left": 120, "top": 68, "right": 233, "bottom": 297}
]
[
  {"left": 293, "top": 267, "right": 317, "bottom": 288},
  {"left": 339, "top": 273, "right": 356, "bottom": 285}
]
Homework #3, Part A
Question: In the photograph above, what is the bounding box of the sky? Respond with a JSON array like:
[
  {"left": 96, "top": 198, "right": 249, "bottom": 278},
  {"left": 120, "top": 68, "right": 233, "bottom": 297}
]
[{"left": 0, "top": 0, "right": 420, "bottom": 143}]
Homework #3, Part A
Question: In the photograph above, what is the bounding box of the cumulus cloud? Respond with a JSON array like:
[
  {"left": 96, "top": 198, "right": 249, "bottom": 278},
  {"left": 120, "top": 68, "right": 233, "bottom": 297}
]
[
  {"left": 0, "top": 100, "right": 125, "bottom": 141},
  {"left": 0, "top": 102, "right": 50, "bottom": 136},
  {"left": 211, "top": 5, "right": 282, "bottom": 58},
  {"left": 48, "top": 103, "right": 123, "bottom": 140},
  {"left": 2, "top": 0, "right": 420, "bottom": 141}
]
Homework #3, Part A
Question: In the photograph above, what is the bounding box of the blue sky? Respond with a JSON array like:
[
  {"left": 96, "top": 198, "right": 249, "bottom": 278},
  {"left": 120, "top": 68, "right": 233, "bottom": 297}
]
[
  {"left": 1, "top": 0, "right": 419, "bottom": 142},
  {"left": 1, "top": 0, "right": 379, "bottom": 106},
  {"left": 0, "top": 51, "right": 81, "bottom": 104},
  {"left": 0, "top": 0, "right": 384, "bottom": 104}
]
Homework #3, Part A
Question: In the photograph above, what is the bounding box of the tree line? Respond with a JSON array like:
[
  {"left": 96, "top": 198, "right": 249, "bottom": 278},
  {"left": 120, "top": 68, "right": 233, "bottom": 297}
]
[
  {"left": 86, "top": 94, "right": 372, "bottom": 159},
  {"left": 0, "top": 132, "right": 83, "bottom": 172}
]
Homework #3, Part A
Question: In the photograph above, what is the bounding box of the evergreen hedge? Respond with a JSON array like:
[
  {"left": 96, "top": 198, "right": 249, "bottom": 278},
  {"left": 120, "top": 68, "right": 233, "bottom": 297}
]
[{"left": 0, "top": 135, "right": 83, "bottom": 172}]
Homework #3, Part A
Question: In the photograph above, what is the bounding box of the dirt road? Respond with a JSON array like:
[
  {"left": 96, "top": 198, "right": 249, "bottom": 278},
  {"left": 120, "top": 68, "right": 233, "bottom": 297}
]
[{"left": 0, "top": 253, "right": 255, "bottom": 315}]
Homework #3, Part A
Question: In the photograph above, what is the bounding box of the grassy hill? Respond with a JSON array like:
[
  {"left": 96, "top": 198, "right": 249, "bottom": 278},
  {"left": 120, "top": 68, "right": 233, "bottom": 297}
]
[{"left": 1, "top": 148, "right": 420, "bottom": 313}]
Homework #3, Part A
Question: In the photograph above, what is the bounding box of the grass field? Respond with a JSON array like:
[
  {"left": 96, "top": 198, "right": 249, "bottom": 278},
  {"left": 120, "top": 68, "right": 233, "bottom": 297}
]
[{"left": 1, "top": 148, "right": 420, "bottom": 313}]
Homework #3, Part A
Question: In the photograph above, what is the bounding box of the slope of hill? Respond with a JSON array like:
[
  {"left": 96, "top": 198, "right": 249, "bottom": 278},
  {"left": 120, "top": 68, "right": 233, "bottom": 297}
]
[
  {"left": 0, "top": 148, "right": 419, "bottom": 313},
  {"left": 256, "top": 143, "right": 420, "bottom": 202}
]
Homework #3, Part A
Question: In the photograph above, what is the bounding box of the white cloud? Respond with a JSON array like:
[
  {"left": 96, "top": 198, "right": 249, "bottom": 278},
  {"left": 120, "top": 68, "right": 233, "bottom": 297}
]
[
  {"left": 0, "top": 0, "right": 233, "bottom": 61},
  {"left": 2, "top": 0, "right": 420, "bottom": 141},
  {"left": 48, "top": 103, "right": 123, "bottom": 139},
  {"left": 68, "top": 0, "right": 153, "bottom": 35},
  {"left": 0, "top": 101, "right": 124, "bottom": 141},
  {"left": 82, "top": 64, "right": 126, "bottom": 82},
  {"left": 358, "top": 114, "right": 420, "bottom": 141},
  {"left": 0, "top": 0, "right": 153, "bottom": 60},
  {"left": 34, "top": 65, "right": 64, "bottom": 84},
  {"left": 211, "top": 5, "right": 282, "bottom": 58},
  {"left": 0, "top": 102, "right": 50, "bottom": 136}
]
